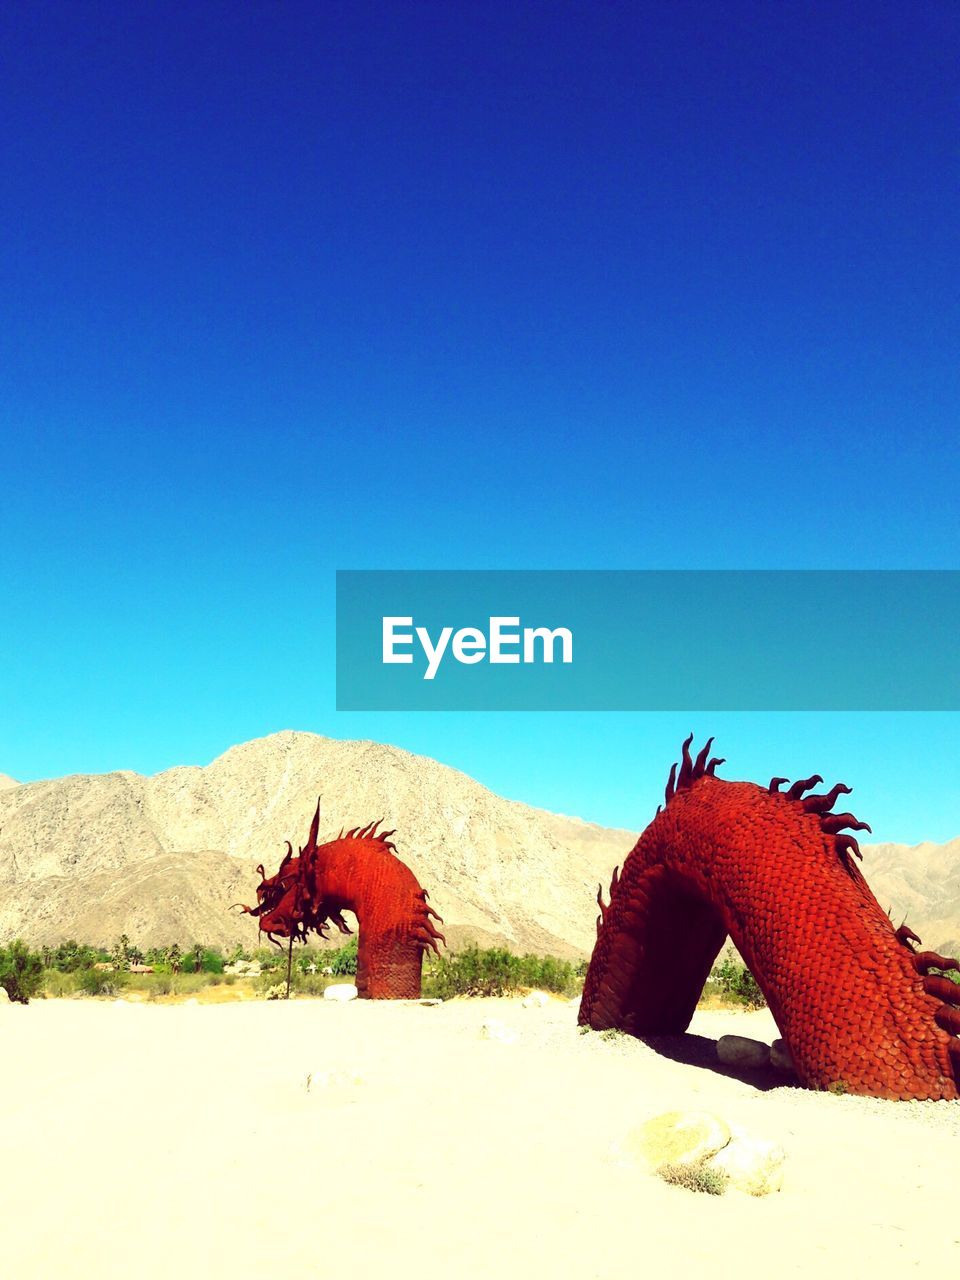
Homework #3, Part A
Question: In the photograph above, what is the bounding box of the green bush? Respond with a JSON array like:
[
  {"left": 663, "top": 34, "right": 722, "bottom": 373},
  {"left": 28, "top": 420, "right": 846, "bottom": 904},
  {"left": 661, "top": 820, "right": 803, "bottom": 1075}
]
[
  {"left": 422, "top": 945, "right": 581, "bottom": 1000},
  {"left": 78, "top": 967, "right": 128, "bottom": 997},
  {"left": 328, "top": 936, "right": 358, "bottom": 976},
  {"left": 43, "top": 968, "right": 80, "bottom": 998},
  {"left": 0, "top": 941, "right": 45, "bottom": 1003},
  {"left": 710, "top": 956, "right": 766, "bottom": 1009},
  {"left": 656, "top": 1159, "right": 728, "bottom": 1196}
]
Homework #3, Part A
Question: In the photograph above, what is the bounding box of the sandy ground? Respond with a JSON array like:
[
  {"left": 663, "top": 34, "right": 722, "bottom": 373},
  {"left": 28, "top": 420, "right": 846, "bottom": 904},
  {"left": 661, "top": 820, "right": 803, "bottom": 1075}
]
[{"left": 2, "top": 997, "right": 958, "bottom": 1280}]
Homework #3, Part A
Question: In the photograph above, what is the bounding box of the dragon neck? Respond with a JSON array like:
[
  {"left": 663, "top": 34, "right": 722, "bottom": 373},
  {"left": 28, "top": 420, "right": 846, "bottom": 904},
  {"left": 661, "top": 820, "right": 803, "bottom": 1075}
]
[{"left": 582, "top": 767, "right": 958, "bottom": 1101}]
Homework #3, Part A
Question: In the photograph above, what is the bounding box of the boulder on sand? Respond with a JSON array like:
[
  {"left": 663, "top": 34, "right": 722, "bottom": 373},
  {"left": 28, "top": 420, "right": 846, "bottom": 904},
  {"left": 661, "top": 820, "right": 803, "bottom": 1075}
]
[
  {"left": 708, "top": 1129, "right": 786, "bottom": 1196},
  {"left": 770, "top": 1038, "right": 797, "bottom": 1075},
  {"left": 324, "top": 984, "right": 358, "bottom": 1002},
  {"left": 623, "top": 1111, "right": 731, "bottom": 1169},
  {"left": 717, "top": 1035, "right": 771, "bottom": 1070}
]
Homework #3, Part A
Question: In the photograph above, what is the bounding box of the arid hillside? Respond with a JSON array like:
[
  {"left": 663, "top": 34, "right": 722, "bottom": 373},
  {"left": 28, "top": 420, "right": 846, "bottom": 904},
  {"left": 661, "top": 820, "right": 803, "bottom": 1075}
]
[
  {"left": 0, "top": 731, "right": 956, "bottom": 956},
  {"left": 0, "top": 732, "right": 634, "bottom": 955}
]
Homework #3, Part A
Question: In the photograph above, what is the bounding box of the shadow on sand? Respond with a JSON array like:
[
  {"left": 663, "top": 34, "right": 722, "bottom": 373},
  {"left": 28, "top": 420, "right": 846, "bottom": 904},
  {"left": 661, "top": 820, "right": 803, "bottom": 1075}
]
[{"left": 640, "top": 1032, "right": 801, "bottom": 1093}]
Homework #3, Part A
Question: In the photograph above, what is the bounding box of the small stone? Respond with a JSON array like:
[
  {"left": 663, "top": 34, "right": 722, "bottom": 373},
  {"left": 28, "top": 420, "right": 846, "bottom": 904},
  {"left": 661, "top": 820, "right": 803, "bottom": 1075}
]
[
  {"left": 324, "top": 984, "right": 358, "bottom": 1002},
  {"left": 707, "top": 1131, "right": 786, "bottom": 1195},
  {"left": 717, "top": 1035, "right": 771, "bottom": 1069},
  {"left": 479, "top": 1018, "right": 519, "bottom": 1044},
  {"left": 770, "top": 1038, "right": 797, "bottom": 1074},
  {"left": 522, "top": 991, "right": 549, "bottom": 1008},
  {"left": 0, "top": 987, "right": 11, "bottom": 1003},
  {"left": 305, "top": 1069, "right": 363, "bottom": 1093},
  {"left": 623, "top": 1111, "right": 731, "bottom": 1169}
]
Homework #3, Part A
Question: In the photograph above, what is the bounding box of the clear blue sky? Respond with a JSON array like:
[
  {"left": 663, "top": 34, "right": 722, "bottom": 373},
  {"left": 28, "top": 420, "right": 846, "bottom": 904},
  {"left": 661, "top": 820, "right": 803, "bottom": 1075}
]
[{"left": 2, "top": 2, "right": 958, "bottom": 842}]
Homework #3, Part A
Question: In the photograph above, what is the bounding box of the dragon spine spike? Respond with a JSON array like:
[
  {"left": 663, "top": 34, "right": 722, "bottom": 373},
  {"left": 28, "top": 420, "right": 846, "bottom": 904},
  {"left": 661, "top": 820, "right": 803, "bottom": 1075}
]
[
  {"left": 802, "top": 782, "right": 852, "bottom": 814},
  {"left": 914, "top": 952, "right": 960, "bottom": 976},
  {"left": 820, "top": 813, "right": 872, "bottom": 834},
  {"left": 692, "top": 737, "right": 714, "bottom": 776},
  {"left": 768, "top": 777, "right": 788, "bottom": 793},
  {"left": 896, "top": 923, "right": 922, "bottom": 949},
  {"left": 664, "top": 763, "right": 678, "bottom": 805},
  {"left": 923, "top": 975, "right": 960, "bottom": 1005},
  {"left": 580, "top": 735, "right": 958, "bottom": 1101},
  {"left": 786, "top": 775, "right": 823, "bottom": 800},
  {"left": 676, "top": 733, "right": 695, "bottom": 789},
  {"left": 705, "top": 757, "right": 724, "bottom": 775},
  {"left": 834, "top": 834, "right": 863, "bottom": 862}
]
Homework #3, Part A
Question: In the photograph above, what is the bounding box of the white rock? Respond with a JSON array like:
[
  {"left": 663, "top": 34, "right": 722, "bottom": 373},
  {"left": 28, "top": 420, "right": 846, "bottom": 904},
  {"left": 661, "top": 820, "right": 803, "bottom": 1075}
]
[
  {"left": 622, "top": 1111, "right": 731, "bottom": 1169},
  {"left": 323, "top": 983, "right": 358, "bottom": 1002},
  {"left": 0, "top": 987, "right": 10, "bottom": 1003},
  {"left": 305, "top": 1069, "right": 363, "bottom": 1093},
  {"left": 707, "top": 1130, "right": 786, "bottom": 1195},
  {"left": 479, "top": 1018, "right": 519, "bottom": 1044},
  {"left": 717, "top": 1035, "right": 771, "bottom": 1070},
  {"left": 522, "top": 991, "right": 549, "bottom": 1008},
  {"left": 770, "top": 1038, "right": 797, "bottom": 1074}
]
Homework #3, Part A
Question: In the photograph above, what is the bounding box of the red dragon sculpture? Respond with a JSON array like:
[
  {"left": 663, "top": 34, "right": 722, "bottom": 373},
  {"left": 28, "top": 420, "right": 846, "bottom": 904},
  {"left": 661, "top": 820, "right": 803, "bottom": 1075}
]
[
  {"left": 580, "top": 736, "right": 960, "bottom": 1101},
  {"left": 238, "top": 802, "right": 444, "bottom": 999}
]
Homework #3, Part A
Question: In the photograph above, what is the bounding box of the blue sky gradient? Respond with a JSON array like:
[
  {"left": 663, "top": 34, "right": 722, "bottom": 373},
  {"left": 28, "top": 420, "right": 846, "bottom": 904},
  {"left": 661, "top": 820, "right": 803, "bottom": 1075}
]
[{"left": 2, "top": 3, "right": 958, "bottom": 841}]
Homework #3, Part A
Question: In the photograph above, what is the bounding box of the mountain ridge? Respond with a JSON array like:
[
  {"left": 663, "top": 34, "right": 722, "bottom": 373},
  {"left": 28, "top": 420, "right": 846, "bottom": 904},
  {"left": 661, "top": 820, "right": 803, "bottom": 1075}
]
[{"left": 1, "top": 731, "right": 957, "bottom": 958}]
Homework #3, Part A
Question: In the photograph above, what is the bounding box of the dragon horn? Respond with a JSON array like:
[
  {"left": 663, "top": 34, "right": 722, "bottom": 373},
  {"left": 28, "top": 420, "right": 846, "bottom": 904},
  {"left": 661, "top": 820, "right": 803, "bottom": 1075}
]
[{"left": 307, "top": 797, "right": 321, "bottom": 855}]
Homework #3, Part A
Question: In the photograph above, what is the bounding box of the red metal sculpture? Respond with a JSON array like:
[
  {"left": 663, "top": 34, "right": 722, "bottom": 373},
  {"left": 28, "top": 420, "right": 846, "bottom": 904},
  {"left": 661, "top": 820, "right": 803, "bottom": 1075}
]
[
  {"left": 238, "top": 802, "right": 444, "bottom": 998},
  {"left": 580, "top": 736, "right": 960, "bottom": 1100}
]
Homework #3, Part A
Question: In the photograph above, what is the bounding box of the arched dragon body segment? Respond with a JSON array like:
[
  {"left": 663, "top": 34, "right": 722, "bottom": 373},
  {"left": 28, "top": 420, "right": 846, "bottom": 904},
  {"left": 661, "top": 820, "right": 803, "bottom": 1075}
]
[
  {"left": 237, "top": 803, "right": 444, "bottom": 999},
  {"left": 580, "top": 737, "right": 960, "bottom": 1101}
]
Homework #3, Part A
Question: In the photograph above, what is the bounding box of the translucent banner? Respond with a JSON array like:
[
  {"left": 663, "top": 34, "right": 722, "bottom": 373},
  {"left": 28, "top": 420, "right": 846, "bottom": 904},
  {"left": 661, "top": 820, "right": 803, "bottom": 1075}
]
[{"left": 336, "top": 570, "right": 960, "bottom": 711}]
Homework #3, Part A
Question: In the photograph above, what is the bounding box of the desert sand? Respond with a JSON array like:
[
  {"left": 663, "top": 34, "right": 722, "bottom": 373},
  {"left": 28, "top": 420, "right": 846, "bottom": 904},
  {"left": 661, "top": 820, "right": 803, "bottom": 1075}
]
[{"left": 2, "top": 996, "right": 957, "bottom": 1280}]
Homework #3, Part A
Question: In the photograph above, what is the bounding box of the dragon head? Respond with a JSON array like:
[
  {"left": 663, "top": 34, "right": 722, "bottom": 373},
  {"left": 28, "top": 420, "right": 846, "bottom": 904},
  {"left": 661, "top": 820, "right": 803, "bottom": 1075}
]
[{"left": 234, "top": 799, "right": 324, "bottom": 946}]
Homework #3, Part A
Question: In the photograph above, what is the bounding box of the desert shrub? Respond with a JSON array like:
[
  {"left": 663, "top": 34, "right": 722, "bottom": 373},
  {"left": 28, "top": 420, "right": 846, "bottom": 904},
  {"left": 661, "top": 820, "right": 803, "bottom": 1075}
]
[
  {"left": 171, "top": 971, "right": 217, "bottom": 995},
  {"left": 328, "top": 936, "right": 359, "bottom": 976},
  {"left": 710, "top": 956, "right": 766, "bottom": 1009},
  {"left": 179, "top": 946, "right": 224, "bottom": 974},
  {"left": 423, "top": 945, "right": 581, "bottom": 1000},
  {"left": 297, "top": 973, "right": 329, "bottom": 996},
  {"left": 0, "top": 941, "right": 45, "bottom": 1003},
  {"left": 78, "top": 967, "right": 128, "bottom": 997},
  {"left": 43, "top": 968, "right": 80, "bottom": 998},
  {"left": 656, "top": 1159, "right": 728, "bottom": 1196}
]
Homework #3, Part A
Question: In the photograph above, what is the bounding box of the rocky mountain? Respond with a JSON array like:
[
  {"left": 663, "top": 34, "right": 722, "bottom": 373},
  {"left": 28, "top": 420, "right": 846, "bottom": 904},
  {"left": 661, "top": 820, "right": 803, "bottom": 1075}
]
[
  {"left": 0, "top": 732, "right": 635, "bottom": 956},
  {"left": 0, "top": 731, "right": 957, "bottom": 958},
  {"left": 862, "top": 837, "right": 960, "bottom": 957}
]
